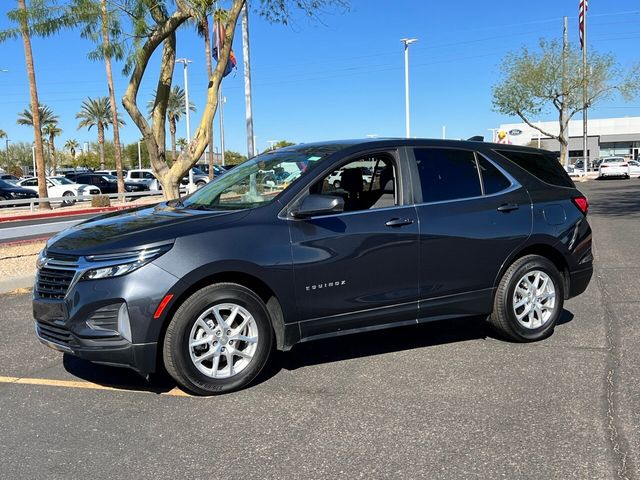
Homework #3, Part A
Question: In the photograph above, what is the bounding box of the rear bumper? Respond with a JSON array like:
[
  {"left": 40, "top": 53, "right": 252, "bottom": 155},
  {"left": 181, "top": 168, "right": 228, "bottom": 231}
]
[
  {"left": 567, "top": 266, "right": 593, "bottom": 299},
  {"left": 599, "top": 169, "right": 628, "bottom": 177}
]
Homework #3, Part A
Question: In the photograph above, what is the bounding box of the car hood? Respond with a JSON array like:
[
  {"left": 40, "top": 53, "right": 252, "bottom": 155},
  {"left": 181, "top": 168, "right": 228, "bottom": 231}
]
[{"left": 46, "top": 203, "right": 249, "bottom": 256}]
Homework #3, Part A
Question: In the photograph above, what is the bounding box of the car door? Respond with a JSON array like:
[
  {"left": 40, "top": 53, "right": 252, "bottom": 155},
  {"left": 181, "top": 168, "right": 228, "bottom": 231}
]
[
  {"left": 409, "top": 147, "right": 532, "bottom": 319},
  {"left": 288, "top": 150, "right": 420, "bottom": 339}
]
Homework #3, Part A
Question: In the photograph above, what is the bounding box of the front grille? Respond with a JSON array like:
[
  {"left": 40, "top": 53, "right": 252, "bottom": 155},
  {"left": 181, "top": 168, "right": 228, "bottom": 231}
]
[
  {"left": 35, "top": 253, "right": 79, "bottom": 299},
  {"left": 37, "top": 320, "right": 71, "bottom": 346}
]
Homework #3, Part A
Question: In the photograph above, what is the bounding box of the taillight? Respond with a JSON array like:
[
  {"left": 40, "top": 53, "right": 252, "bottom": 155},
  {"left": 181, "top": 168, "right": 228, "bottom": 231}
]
[
  {"left": 600, "top": 165, "right": 608, "bottom": 168},
  {"left": 572, "top": 196, "right": 589, "bottom": 215},
  {"left": 621, "top": 163, "right": 628, "bottom": 167}
]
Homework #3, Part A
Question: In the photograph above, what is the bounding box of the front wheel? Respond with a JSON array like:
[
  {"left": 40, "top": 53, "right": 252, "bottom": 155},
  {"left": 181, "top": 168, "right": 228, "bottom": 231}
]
[
  {"left": 489, "top": 255, "right": 564, "bottom": 342},
  {"left": 62, "top": 191, "right": 76, "bottom": 205},
  {"left": 163, "top": 283, "right": 273, "bottom": 395}
]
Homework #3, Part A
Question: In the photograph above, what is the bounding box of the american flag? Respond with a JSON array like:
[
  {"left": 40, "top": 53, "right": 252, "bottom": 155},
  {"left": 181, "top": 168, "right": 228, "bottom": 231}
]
[{"left": 579, "top": 0, "right": 588, "bottom": 50}]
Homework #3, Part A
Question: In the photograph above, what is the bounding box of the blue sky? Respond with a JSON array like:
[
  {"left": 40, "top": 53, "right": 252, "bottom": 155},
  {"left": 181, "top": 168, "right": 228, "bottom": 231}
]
[{"left": 0, "top": 0, "right": 639, "bottom": 156}]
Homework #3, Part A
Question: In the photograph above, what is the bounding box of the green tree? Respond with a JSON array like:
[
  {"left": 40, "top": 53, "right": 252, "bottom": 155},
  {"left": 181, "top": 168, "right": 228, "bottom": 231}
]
[
  {"left": 493, "top": 40, "right": 640, "bottom": 165},
  {"left": 176, "top": 137, "right": 187, "bottom": 151},
  {"left": 3, "top": 1, "right": 70, "bottom": 209},
  {"left": 148, "top": 85, "right": 195, "bottom": 164},
  {"left": 68, "top": 0, "right": 126, "bottom": 193},
  {"left": 42, "top": 122, "right": 62, "bottom": 174},
  {"left": 64, "top": 138, "right": 79, "bottom": 164},
  {"left": 17, "top": 103, "right": 59, "bottom": 130},
  {"left": 223, "top": 150, "right": 247, "bottom": 165},
  {"left": 273, "top": 140, "right": 296, "bottom": 149},
  {"left": 76, "top": 96, "right": 124, "bottom": 170},
  {"left": 119, "top": 0, "right": 347, "bottom": 200}
]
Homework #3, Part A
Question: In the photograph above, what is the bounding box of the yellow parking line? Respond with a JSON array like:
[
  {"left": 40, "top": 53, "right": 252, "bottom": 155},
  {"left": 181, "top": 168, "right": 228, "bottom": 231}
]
[{"left": 0, "top": 375, "right": 191, "bottom": 397}]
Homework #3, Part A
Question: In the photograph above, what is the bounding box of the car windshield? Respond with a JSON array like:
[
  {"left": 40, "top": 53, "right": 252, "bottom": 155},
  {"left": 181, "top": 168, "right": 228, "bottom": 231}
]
[
  {"left": 178, "top": 145, "right": 339, "bottom": 210},
  {"left": 49, "top": 177, "right": 74, "bottom": 185}
]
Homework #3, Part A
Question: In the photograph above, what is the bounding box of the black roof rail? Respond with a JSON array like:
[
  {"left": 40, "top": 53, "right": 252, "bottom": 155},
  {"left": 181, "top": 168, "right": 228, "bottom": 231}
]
[{"left": 467, "top": 136, "right": 484, "bottom": 142}]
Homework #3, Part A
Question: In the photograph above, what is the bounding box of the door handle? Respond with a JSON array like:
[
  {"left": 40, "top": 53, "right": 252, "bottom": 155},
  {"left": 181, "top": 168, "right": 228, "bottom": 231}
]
[
  {"left": 497, "top": 203, "right": 519, "bottom": 212},
  {"left": 385, "top": 218, "right": 414, "bottom": 227}
]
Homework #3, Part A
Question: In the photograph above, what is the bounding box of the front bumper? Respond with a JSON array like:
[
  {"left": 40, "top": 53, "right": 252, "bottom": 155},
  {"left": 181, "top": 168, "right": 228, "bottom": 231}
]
[
  {"left": 35, "top": 320, "right": 158, "bottom": 374},
  {"left": 33, "top": 262, "right": 179, "bottom": 374}
]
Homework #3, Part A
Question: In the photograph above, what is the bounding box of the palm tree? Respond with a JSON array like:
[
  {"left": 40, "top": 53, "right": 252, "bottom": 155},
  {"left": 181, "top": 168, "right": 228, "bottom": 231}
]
[
  {"left": 0, "top": 129, "right": 6, "bottom": 140},
  {"left": 148, "top": 86, "right": 195, "bottom": 163},
  {"left": 176, "top": 137, "right": 187, "bottom": 152},
  {"left": 65, "top": 139, "right": 79, "bottom": 165},
  {"left": 76, "top": 96, "right": 123, "bottom": 170},
  {"left": 10, "top": 0, "right": 51, "bottom": 209},
  {"left": 42, "top": 123, "right": 62, "bottom": 175},
  {"left": 17, "top": 104, "right": 59, "bottom": 130},
  {"left": 193, "top": 0, "right": 216, "bottom": 179}
]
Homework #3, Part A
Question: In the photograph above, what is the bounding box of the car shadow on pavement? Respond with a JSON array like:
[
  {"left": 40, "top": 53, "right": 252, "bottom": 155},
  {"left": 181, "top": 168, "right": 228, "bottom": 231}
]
[
  {"left": 259, "top": 309, "right": 575, "bottom": 382},
  {"left": 588, "top": 186, "right": 640, "bottom": 218},
  {"left": 62, "top": 309, "right": 574, "bottom": 394}
]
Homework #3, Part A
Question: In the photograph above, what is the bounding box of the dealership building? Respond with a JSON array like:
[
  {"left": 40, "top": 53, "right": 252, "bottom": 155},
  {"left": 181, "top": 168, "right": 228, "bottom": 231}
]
[{"left": 497, "top": 116, "right": 640, "bottom": 161}]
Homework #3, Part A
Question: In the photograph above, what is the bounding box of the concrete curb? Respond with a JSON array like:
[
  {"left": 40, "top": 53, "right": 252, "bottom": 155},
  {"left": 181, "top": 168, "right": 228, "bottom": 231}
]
[
  {"left": 0, "top": 275, "right": 34, "bottom": 295},
  {"left": 0, "top": 205, "right": 133, "bottom": 224}
]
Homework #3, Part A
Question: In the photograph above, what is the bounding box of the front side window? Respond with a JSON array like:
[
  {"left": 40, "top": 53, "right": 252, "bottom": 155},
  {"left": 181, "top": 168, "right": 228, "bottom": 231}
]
[
  {"left": 414, "top": 148, "right": 482, "bottom": 203},
  {"left": 310, "top": 154, "right": 397, "bottom": 212},
  {"left": 22, "top": 178, "right": 38, "bottom": 187},
  {"left": 179, "top": 146, "right": 342, "bottom": 211}
]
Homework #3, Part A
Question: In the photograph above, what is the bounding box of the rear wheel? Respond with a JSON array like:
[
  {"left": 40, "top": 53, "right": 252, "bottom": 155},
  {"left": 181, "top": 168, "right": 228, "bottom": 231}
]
[
  {"left": 333, "top": 180, "right": 341, "bottom": 188},
  {"left": 163, "top": 283, "right": 273, "bottom": 395},
  {"left": 489, "top": 255, "right": 564, "bottom": 342}
]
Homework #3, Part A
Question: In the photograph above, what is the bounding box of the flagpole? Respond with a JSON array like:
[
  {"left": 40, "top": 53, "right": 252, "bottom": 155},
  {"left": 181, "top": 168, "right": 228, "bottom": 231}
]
[{"left": 582, "top": 2, "right": 589, "bottom": 174}]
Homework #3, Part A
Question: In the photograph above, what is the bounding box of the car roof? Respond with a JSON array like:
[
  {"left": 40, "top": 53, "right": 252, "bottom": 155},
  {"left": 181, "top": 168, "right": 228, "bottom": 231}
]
[{"left": 273, "top": 138, "right": 554, "bottom": 157}]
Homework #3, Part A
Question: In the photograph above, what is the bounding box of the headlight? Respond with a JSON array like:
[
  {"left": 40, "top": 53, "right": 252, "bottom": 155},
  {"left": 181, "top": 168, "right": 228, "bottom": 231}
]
[
  {"left": 81, "top": 244, "right": 172, "bottom": 280},
  {"left": 36, "top": 249, "right": 46, "bottom": 269}
]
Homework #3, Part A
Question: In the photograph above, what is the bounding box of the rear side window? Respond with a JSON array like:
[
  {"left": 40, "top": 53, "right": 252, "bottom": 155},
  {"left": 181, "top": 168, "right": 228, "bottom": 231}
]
[
  {"left": 414, "top": 148, "right": 482, "bottom": 203},
  {"left": 131, "top": 172, "right": 141, "bottom": 179},
  {"left": 477, "top": 156, "right": 511, "bottom": 194},
  {"left": 495, "top": 149, "right": 574, "bottom": 188}
]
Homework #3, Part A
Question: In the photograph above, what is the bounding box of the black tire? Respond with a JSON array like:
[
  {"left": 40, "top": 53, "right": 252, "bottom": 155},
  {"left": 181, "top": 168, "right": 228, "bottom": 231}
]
[
  {"left": 489, "top": 255, "right": 564, "bottom": 342},
  {"left": 196, "top": 181, "right": 206, "bottom": 188},
  {"left": 0, "top": 194, "right": 10, "bottom": 208},
  {"left": 163, "top": 283, "right": 274, "bottom": 395},
  {"left": 62, "top": 191, "right": 76, "bottom": 205},
  {"left": 333, "top": 180, "right": 341, "bottom": 189}
]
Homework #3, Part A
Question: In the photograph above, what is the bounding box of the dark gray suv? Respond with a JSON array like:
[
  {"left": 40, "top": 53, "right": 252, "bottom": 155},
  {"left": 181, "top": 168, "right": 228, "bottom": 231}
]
[{"left": 33, "top": 139, "right": 593, "bottom": 395}]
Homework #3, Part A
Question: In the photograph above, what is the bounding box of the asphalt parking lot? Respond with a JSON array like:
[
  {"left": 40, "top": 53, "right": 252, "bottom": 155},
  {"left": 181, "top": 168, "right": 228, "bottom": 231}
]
[{"left": 0, "top": 178, "right": 638, "bottom": 479}]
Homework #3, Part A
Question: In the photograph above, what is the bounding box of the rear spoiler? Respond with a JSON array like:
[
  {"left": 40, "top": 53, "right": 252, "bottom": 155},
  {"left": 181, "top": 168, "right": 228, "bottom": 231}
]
[{"left": 467, "top": 136, "right": 484, "bottom": 142}]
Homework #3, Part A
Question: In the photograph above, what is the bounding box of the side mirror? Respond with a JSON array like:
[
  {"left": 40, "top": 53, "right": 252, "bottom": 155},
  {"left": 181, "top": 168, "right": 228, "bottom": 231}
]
[{"left": 292, "top": 194, "right": 344, "bottom": 219}]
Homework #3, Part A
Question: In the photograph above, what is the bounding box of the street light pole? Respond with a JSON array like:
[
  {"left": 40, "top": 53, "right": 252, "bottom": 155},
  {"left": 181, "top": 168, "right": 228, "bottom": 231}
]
[
  {"left": 137, "top": 140, "right": 142, "bottom": 169},
  {"left": 176, "top": 57, "right": 195, "bottom": 190},
  {"left": 401, "top": 38, "right": 417, "bottom": 138}
]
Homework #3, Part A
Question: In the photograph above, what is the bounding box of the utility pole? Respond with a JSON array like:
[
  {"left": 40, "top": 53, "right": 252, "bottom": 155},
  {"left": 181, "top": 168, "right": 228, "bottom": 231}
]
[
  {"left": 242, "top": 4, "right": 255, "bottom": 159},
  {"left": 580, "top": 2, "right": 589, "bottom": 174},
  {"left": 176, "top": 58, "right": 194, "bottom": 189},
  {"left": 562, "top": 16, "right": 570, "bottom": 168},
  {"left": 219, "top": 89, "right": 226, "bottom": 166},
  {"left": 401, "top": 38, "right": 417, "bottom": 138},
  {"left": 137, "top": 140, "right": 142, "bottom": 169},
  {"left": 488, "top": 128, "right": 498, "bottom": 143},
  {"left": 442, "top": 126, "right": 446, "bottom": 140}
]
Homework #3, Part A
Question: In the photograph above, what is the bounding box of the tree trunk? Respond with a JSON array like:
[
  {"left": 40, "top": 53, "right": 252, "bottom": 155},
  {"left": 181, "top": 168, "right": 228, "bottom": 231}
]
[
  {"left": 49, "top": 134, "right": 56, "bottom": 176},
  {"left": 202, "top": 15, "right": 215, "bottom": 181},
  {"left": 98, "top": 123, "right": 106, "bottom": 170},
  {"left": 101, "top": 0, "right": 125, "bottom": 195},
  {"left": 18, "top": 0, "right": 50, "bottom": 209}
]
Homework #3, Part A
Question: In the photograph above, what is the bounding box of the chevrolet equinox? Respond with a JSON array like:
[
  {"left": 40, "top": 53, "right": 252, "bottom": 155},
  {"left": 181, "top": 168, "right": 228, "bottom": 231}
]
[{"left": 34, "top": 139, "right": 593, "bottom": 395}]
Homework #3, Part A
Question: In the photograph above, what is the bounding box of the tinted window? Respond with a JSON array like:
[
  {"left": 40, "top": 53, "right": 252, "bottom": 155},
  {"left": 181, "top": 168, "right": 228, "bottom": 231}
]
[
  {"left": 414, "top": 148, "right": 481, "bottom": 203},
  {"left": 77, "top": 175, "right": 90, "bottom": 184},
  {"left": 131, "top": 172, "right": 141, "bottom": 179},
  {"left": 22, "top": 178, "right": 38, "bottom": 187},
  {"left": 496, "top": 149, "right": 574, "bottom": 188},
  {"left": 477, "top": 156, "right": 511, "bottom": 194},
  {"left": 143, "top": 172, "right": 155, "bottom": 179}
]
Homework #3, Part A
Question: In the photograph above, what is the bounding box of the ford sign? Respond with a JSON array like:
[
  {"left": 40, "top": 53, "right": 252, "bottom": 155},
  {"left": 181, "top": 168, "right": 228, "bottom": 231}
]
[{"left": 509, "top": 129, "right": 523, "bottom": 136}]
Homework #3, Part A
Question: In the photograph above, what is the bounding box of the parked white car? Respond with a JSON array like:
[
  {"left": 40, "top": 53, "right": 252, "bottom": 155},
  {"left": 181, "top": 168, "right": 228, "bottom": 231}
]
[
  {"left": 598, "top": 157, "right": 630, "bottom": 179},
  {"left": 18, "top": 176, "right": 101, "bottom": 204},
  {"left": 627, "top": 160, "right": 640, "bottom": 177},
  {"left": 326, "top": 167, "right": 373, "bottom": 188},
  {"left": 125, "top": 169, "right": 161, "bottom": 191}
]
